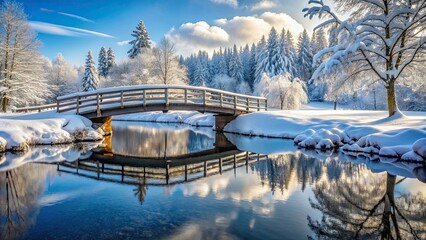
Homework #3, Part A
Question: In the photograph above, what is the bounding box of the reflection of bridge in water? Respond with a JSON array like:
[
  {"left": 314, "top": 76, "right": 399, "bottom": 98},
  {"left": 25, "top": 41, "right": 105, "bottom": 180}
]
[{"left": 57, "top": 150, "right": 267, "bottom": 185}]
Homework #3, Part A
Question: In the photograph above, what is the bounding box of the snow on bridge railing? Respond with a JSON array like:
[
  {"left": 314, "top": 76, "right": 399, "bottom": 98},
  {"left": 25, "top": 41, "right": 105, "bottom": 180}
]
[
  {"left": 56, "top": 85, "right": 268, "bottom": 116},
  {"left": 12, "top": 103, "right": 57, "bottom": 113}
]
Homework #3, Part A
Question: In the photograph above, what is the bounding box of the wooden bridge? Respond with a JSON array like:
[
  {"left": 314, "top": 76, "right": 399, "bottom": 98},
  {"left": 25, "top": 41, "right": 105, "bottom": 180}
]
[
  {"left": 14, "top": 85, "right": 267, "bottom": 131},
  {"left": 57, "top": 149, "right": 268, "bottom": 186}
]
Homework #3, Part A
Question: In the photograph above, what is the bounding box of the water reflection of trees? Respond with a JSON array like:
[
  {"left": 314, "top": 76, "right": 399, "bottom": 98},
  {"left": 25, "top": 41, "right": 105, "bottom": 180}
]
[
  {"left": 251, "top": 151, "right": 425, "bottom": 239},
  {"left": 0, "top": 164, "right": 54, "bottom": 239},
  {"left": 253, "top": 152, "right": 324, "bottom": 193},
  {"left": 112, "top": 123, "right": 214, "bottom": 158},
  {"left": 308, "top": 170, "right": 426, "bottom": 239},
  {"left": 133, "top": 177, "right": 148, "bottom": 205}
]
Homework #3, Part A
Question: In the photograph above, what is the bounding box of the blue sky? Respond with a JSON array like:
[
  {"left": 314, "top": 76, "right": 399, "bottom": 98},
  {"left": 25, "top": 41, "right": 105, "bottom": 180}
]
[{"left": 20, "top": 0, "right": 321, "bottom": 66}]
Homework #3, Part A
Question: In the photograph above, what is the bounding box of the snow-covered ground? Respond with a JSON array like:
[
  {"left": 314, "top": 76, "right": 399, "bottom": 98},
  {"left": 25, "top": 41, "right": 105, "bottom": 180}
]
[
  {"left": 0, "top": 111, "right": 103, "bottom": 151},
  {"left": 113, "top": 111, "right": 214, "bottom": 127},
  {"left": 225, "top": 109, "right": 426, "bottom": 161}
]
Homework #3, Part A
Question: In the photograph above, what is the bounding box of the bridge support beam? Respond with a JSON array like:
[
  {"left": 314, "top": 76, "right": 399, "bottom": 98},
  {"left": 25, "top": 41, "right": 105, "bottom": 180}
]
[
  {"left": 91, "top": 116, "right": 112, "bottom": 135},
  {"left": 215, "top": 114, "right": 238, "bottom": 132}
]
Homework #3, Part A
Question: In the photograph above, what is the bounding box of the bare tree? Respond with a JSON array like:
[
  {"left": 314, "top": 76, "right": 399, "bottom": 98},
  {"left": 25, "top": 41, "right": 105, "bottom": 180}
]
[
  {"left": 153, "top": 38, "right": 188, "bottom": 85},
  {"left": 305, "top": 0, "right": 426, "bottom": 116},
  {"left": 0, "top": 0, "right": 49, "bottom": 111}
]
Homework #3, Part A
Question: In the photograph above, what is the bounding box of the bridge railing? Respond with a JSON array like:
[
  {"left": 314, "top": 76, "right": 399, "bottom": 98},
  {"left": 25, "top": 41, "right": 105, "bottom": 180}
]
[
  {"left": 56, "top": 85, "right": 267, "bottom": 115},
  {"left": 12, "top": 103, "right": 57, "bottom": 113}
]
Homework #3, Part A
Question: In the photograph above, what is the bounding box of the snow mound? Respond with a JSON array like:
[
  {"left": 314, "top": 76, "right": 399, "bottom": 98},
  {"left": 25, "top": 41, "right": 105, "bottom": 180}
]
[
  {"left": 294, "top": 129, "right": 342, "bottom": 149},
  {"left": 413, "top": 138, "right": 426, "bottom": 157},
  {"left": 0, "top": 113, "right": 103, "bottom": 151}
]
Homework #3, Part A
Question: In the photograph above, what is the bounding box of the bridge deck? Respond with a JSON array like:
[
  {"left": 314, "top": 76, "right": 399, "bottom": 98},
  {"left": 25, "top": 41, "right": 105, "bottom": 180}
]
[{"left": 54, "top": 85, "right": 267, "bottom": 118}]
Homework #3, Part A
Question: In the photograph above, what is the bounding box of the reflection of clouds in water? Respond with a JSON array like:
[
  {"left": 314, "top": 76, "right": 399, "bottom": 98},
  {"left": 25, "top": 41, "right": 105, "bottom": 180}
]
[
  {"left": 165, "top": 211, "right": 239, "bottom": 240},
  {"left": 112, "top": 121, "right": 214, "bottom": 158},
  {"left": 38, "top": 186, "right": 106, "bottom": 206},
  {"left": 180, "top": 166, "right": 301, "bottom": 218}
]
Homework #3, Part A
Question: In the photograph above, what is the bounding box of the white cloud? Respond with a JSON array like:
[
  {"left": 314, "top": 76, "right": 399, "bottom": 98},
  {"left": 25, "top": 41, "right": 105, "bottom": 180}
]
[
  {"left": 40, "top": 8, "right": 95, "bottom": 23},
  {"left": 166, "top": 12, "right": 304, "bottom": 56},
  {"left": 251, "top": 0, "right": 277, "bottom": 11},
  {"left": 210, "top": 0, "right": 238, "bottom": 8},
  {"left": 29, "top": 21, "right": 114, "bottom": 38},
  {"left": 117, "top": 40, "right": 131, "bottom": 46},
  {"left": 166, "top": 21, "right": 230, "bottom": 55}
]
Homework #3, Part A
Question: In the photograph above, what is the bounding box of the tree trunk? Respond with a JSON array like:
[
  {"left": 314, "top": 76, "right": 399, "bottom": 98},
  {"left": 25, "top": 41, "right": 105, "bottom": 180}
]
[
  {"left": 333, "top": 101, "right": 337, "bottom": 110},
  {"left": 1, "top": 95, "right": 8, "bottom": 112},
  {"left": 386, "top": 81, "right": 398, "bottom": 117}
]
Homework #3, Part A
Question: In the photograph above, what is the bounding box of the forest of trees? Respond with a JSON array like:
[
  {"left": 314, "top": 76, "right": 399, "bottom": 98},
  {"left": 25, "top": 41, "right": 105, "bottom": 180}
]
[{"left": 0, "top": 0, "right": 424, "bottom": 112}]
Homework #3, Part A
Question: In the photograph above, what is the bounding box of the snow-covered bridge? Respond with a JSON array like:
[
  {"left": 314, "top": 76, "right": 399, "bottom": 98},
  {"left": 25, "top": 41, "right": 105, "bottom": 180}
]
[{"left": 55, "top": 85, "right": 268, "bottom": 131}]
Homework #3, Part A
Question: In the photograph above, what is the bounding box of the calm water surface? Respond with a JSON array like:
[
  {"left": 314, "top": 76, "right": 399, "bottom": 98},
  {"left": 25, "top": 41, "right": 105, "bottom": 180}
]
[{"left": 0, "top": 121, "right": 425, "bottom": 240}]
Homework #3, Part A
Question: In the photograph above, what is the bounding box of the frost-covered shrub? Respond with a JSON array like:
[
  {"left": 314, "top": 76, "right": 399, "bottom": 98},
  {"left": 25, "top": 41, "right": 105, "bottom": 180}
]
[{"left": 256, "top": 73, "right": 308, "bottom": 109}]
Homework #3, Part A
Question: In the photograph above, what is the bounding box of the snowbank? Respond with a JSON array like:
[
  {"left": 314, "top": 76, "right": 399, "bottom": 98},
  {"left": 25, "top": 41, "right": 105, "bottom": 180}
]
[
  {"left": 224, "top": 110, "right": 426, "bottom": 162},
  {"left": 0, "top": 111, "right": 104, "bottom": 151},
  {"left": 0, "top": 143, "right": 100, "bottom": 172},
  {"left": 112, "top": 111, "right": 214, "bottom": 127}
]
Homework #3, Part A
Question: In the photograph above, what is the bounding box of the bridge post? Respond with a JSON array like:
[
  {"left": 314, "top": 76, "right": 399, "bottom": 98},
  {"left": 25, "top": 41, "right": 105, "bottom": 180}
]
[
  {"left": 91, "top": 116, "right": 112, "bottom": 135},
  {"left": 215, "top": 114, "right": 238, "bottom": 132}
]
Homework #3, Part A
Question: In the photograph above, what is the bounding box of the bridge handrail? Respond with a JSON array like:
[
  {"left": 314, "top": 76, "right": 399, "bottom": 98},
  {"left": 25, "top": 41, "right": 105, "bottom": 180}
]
[
  {"left": 57, "top": 85, "right": 267, "bottom": 101},
  {"left": 56, "top": 84, "right": 268, "bottom": 115},
  {"left": 12, "top": 103, "right": 57, "bottom": 113}
]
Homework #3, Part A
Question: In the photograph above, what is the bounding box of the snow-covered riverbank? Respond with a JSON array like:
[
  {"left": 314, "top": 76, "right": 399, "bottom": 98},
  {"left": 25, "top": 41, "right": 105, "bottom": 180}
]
[
  {"left": 0, "top": 111, "right": 103, "bottom": 151},
  {"left": 1, "top": 104, "right": 425, "bottom": 161},
  {"left": 224, "top": 110, "right": 426, "bottom": 161}
]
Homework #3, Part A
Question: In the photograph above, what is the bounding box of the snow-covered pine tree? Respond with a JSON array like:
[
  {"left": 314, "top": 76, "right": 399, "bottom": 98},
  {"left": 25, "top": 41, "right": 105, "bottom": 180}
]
[
  {"left": 193, "top": 60, "right": 207, "bottom": 86},
  {"left": 228, "top": 44, "right": 244, "bottom": 83},
  {"left": 241, "top": 44, "right": 251, "bottom": 84},
  {"left": 279, "top": 28, "right": 296, "bottom": 77},
  {"left": 218, "top": 49, "right": 228, "bottom": 76},
  {"left": 248, "top": 43, "right": 257, "bottom": 89},
  {"left": 296, "top": 30, "right": 314, "bottom": 83},
  {"left": 106, "top": 47, "right": 115, "bottom": 74},
  {"left": 98, "top": 47, "right": 108, "bottom": 77},
  {"left": 127, "top": 21, "right": 151, "bottom": 59},
  {"left": 311, "top": 28, "right": 327, "bottom": 55},
  {"left": 256, "top": 28, "right": 287, "bottom": 85},
  {"left": 254, "top": 35, "right": 267, "bottom": 85},
  {"left": 81, "top": 51, "right": 99, "bottom": 91}
]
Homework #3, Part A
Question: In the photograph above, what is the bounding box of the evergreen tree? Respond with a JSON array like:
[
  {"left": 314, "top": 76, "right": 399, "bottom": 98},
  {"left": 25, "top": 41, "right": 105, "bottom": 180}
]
[
  {"left": 278, "top": 29, "right": 293, "bottom": 76},
  {"left": 106, "top": 47, "right": 115, "bottom": 73},
  {"left": 127, "top": 21, "right": 151, "bottom": 59},
  {"left": 296, "top": 30, "right": 314, "bottom": 82},
  {"left": 228, "top": 44, "right": 243, "bottom": 83},
  {"left": 81, "top": 51, "right": 99, "bottom": 91},
  {"left": 241, "top": 44, "right": 251, "bottom": 84},
  {"left": 98, "top": 47, "right": 108, "bottom": 77},
  {"left": 248, "top": 43, "right": 257, "bottom": 89},
  {"left": 218, "top": 49, "right": 228, "bottom": 76},
  {"left": 254, "top": 35, "right": 267, "bottom": 85},
  {"left": 193, "top": 60, "right": 207, "bottom": 86},
  {"left": 311, "top": 28, "right": 327, "bottom": 55},
  {"left": 286, "top": 30, "right": 297, "bottom": 76},
  {"left": 256, "top": 28, "right": 286, "bottom": 84}
]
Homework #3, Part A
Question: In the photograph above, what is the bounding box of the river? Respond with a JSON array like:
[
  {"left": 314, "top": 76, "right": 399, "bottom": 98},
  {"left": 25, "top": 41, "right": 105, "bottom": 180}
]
[{"left": 0, "top": 121, "right": 425, "bottom": 239}]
